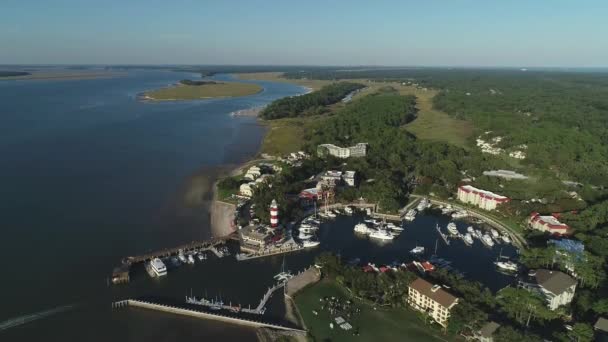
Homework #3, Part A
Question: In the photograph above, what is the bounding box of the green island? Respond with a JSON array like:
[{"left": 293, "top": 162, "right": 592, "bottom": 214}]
[
  {"left": 142, "top": 79, "right": 263, "bottom": 100},
  {"left": 217, "top": 68, "right": 608, "bottom": 342}
]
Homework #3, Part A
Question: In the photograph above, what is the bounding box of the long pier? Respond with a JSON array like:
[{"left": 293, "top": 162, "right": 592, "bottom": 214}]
[{"left": 112, "top": 299, "right": 307, "bottom": 333}]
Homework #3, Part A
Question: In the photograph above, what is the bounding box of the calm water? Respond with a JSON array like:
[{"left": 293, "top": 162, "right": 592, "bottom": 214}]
[
  {"left": 0, "top": 72, "right": 518, "bottom": 341},
  {"left": 0, "top": 71, "right": 305, "bottom": 341}
]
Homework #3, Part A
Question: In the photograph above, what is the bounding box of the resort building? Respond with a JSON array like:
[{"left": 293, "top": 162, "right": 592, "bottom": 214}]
[
  {"left": 528, "top": 212, "right": 571, "bottom": 235},
  {"left": 243, "top": 166, "right": 261, "bottom": 181},
  {"left": 317, "top": 143, "right": 368, "bottom": 159},
  {"left": 239, "top": 226, "right": 269, "bottom": 252},
  {"left": 407, "top": 278, "right": 459, "bottom": 328},
  {"left": 239, "top": 182, "right": 256, "bottom": 197},
  {"left": 457, "top": 185, "right": 509, "bottom": 211},
  {"left": 520, "top": 269, "right": 577, "bottom": 310},
  {"left": 343, "top": 171, "right": 356, "bottom": 186}
]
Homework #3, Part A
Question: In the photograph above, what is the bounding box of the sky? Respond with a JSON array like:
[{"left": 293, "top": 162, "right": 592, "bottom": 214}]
[{"left": 1, "top": 0, "right": 607, "bottom": 67}]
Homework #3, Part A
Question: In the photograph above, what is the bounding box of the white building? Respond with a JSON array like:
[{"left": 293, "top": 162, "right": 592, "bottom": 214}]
[
  {"left": 321, "top": 170, "right": 343, "bottom": 185},
  {"left": 407, "top": 278, "right": 458, "bottom": 327},
  {"left": 521, "top": 269, "right": 577, "bottom": 310},
  {"left": 317, "top": 143, "right": 368, "bottom": 159},
  {"left": 528, "top": 212, "right": 570, "bottom": 235},
  {"left": 457, "top": 185, "right": 509, "bottom": 211},
  {"left": 482, "top": 170, "right": 528, "bottom": 180},
  {"left": 343, "top": 171, "right": 356, "bottom": 186},
  {"left": 239, "top": 182, "right": 256, "bottom": 197}
]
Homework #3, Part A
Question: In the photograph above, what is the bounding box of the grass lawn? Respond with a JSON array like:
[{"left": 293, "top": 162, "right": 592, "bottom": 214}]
[
  {"left": 295, "top": 280, "right": 447, "bottom": 342},
  {"left": 261, "top": 117, "right": 322, "bottom": 156},
  {"left": 144, "top": 82, "right": 262, "bottom": 100}
]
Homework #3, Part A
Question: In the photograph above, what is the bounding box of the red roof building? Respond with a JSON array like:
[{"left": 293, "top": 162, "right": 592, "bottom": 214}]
[{"left": 528, "top": 212, "right": 571, "bottom": 235}]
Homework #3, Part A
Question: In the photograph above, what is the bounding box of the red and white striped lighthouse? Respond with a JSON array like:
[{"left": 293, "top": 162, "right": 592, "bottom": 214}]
[{"left": 270, "top": 199, "right": 279, "bottom": 228}]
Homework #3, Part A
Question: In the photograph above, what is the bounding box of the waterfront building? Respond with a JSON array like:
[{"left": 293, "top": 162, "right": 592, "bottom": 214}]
[
  {"left": 520, "top": 269, "right": 577, "bottom": 310},
  {"left": 343, "top": 171, "right": 356, "bottom": 186},
  {"left": 239, "top": 225, "right": 269, "bottom": 252},
  {"left": 407, "top": 278, "right": 459, "bottom": 328},
  {"left": 317, "top": 143, "right": 368, "bottom": 159},
  {"left": 321, "top": 170, "right": 343, "bottom": 184},
  {"left": 244, "top": 166, "right": 261, "bottom": 181},
  {"left": 528, "top": 212, "right": 570, "bottom": 235},
  {"left": 270, "top": 199, "right": 279, "bottom": 228},
  {"left": 457, "top": 185, "right": 509, "bottom": 211},
  {"left": 239, "top": 182, "right": 256, "bottom": 197},
  {"left": 472, "top": 321, "right": 500, "bottom": 342}
]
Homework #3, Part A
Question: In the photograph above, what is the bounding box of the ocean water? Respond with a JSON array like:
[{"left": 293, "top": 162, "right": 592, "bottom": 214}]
[{"left": 0, "top": 71, "right": 305, "bottom": 341}]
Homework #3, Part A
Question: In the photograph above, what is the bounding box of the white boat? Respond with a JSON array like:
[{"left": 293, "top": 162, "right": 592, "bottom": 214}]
[
  {"left": 388, "top": 223, "right": 404, "bottom": 231},
  {"left": 467, "top": 226, "right": 475, "bottom": 234},
  {"left": 441, "top": 205, "right": 454, "bottom": 214},
  {"left": 404, "top": 209, "right": 417, "bottom": 221},
  {"left": 410, "top": 246, "right": 425, "bottom": 255},
  {"left": 463, "top": 233, "right": 474, "bottom": 246},
  {"left": 325, "top": 210, "right": 336, "bottom": 218},
  {"left": 369, "top": 229, "right": 395, "bottom": 241},
  {"left": 491, "top": 229, "right": 500, "bottom": 238},
  {"left": 365, "top": 208, "right": 372, "bottom": 215},
  {"left": 187, "top": 254, "right": 195, "bottom": 264},
  {"left": 344, "top": 206, "right": 353, "bottom": 215},
  {"left": 495, "top": 260, "right": 518, "bottom": 272},
  {"left": 302, "top": 239, "right": 321, "bottom": 248},
  {"left": 332, "top": 209, "right": 341, "bottom": 215},
  {"left": 354, "top": 223, "right": 371, "bottom": 235},
  {"left": 501, "top": 234, "right": 511, "bottom": 244},
  {"left": 298, "top": 232, "right": 314, "bottom": 240},
  {"left": 149, "top": 258, "right": 167, "bottom": 277},
  {"left": 178, "top": 250, "right": 187, "bottom": 263},
  {"left": 451, "top": 210, "right": 469, "bottom": 219},
  {"left": 447, "top": 222, "right": 459, "bottom": 235},
  {"left": 474, "top": 229, "right": 483, "bottom": 239},
  {"left": 197, "top": 253, "right": 206, "bottom": 261},
  {"left": 481, "top": 234, "right": 495, "bottom": 247},
  {"left": 299, "top": 226, "right": 317, "bottom": 234},
  {"left": 416, "top": 198, "right": 430, "bottom": 211}
]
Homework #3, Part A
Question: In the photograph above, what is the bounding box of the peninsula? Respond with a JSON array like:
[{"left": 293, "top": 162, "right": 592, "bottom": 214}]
[{"left": 142, "top": 79, "right": 263, "bottom": 101}]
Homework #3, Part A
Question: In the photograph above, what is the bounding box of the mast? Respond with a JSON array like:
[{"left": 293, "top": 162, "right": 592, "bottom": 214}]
[{"left": 434, "top": 238, "right": 438, "bottom": 256}]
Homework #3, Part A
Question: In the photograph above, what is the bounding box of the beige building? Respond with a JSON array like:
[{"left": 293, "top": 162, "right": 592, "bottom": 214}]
[
  {"left": 407, "top": 278, "right": 459, "bottom": 327},
  {"left": 317, "top": 143, "right": 367, "bottom": 159},
  {"left": 457, "top": 185, "right": 509, "bottom": 211}
]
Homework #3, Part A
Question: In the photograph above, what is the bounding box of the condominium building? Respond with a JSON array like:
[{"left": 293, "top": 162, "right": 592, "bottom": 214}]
[
  {"left": 528, "top": 212, "right": 570, "bottom": 235},
  {"left": 520, "top": 269, "right": 577, "bottom": 310},
  {"left": 407, "top": 278, "right": 459, "bottom": 327},
  {"left": 317, "top": 143, "right": 368, "bottom": 159},
  {"left": 457, "top": 185, "right": 509, "bottom": 211}
]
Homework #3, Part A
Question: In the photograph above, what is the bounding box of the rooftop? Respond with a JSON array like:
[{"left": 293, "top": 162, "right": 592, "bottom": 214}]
[
  {"left": 459, "top": 185, "right": 508, "bottom": 200},
  {"left": 595, "top": 317, "right": 608, "bottom": 332},
  {"left": 479, "top": 321, "right": 500, "bottom": 338},
  {"left": 409, "top": 278, "right": 458, "bottom": 308},
  {"left": 483, "top": 169, "right": 528, "bottom": 180},
  {"left": 534, "top": 269, "right": 577, "bottom": 295}
]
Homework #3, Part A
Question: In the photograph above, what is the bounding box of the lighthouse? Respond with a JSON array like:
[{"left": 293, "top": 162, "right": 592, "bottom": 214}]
[{"left": 270, "top": 199, "right": 279, "bottom": 228}]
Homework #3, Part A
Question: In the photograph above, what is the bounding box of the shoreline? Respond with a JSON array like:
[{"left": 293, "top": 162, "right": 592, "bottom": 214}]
[{"left": 139, "top": 81, "right": 264, "bottom": 102}]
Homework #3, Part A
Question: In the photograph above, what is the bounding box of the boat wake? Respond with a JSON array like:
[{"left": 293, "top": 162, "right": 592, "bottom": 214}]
[{"left": 0, "top": 304, "right": 76, "bottom": 331}]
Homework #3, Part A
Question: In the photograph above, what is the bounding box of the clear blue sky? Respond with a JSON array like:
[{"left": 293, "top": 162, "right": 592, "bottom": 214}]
[{"left": 1, "top": 0, "right": 607, "bottom": 67}]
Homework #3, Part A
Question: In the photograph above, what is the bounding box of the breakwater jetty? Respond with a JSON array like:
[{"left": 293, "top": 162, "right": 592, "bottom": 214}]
[{"left": 111, "top": 234, "right": 238, "bottom": 284}]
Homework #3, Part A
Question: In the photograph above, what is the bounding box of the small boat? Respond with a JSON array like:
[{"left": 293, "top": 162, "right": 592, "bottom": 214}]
[
  {"left": 474, "top": 229, "right": 483, "bottom": 239},
  {"left": 447, "top": 222, "right": 459, "bottom": 235},
  {"left": 413, "top": 261, "right": 435, "bottom": 273},
  {"left": 451, "top": 210, "right": 469, "bottom": 219},
  {"left": 197, "top": 253, "right": 206, "bottom": 261},
  {"left": 178, "top": 250, "right": 187, "bottom": 264},
  {"left": 410, "top": 246, "right": 425, "bottom": 255},
  {"left": 501, "top": 234, "right": 511, "bottom": 244},
  {"left": 146, "top": 258, "right": 168, "bottom": 278},
  {"left": 416, "top": 198, "right": 430, "bottom": 211},
  {"left": 325, "top": 210, "right": 336, "bottom": 218},
  {"left": 467, "top": 226, "right": 474, "bottom": 234},
  {"left": 354, "top": 223, "right": 370, "bottom": 235},
  {"left": 369, "top": 229, "right": 395, "bottom": 241},
  {"left": 491, "top": 229, "right": 500, "bottom": 238},
  {"left": 463, "top": 233, "right": 474, "bottom": 246},
  {"left": 365, "top": 208, "right": 372, "bottom": 215},
  {"left": 495, "top": 260, "right": 518, "bottom": 272},
  {"left": 344, "top": 206, "right": 354, "bottom": 215},
  {"left": 302, "top": 239, "right": 321, "bottom": 248},
  {"left": 187, "top": 254, "right": 195, "bottom": 264},
  {"left": 481, "top": 234, "right": 495, "bottom": 247},
  {"left": 404, "top": 209, "right": 417, "bottom": 221}
]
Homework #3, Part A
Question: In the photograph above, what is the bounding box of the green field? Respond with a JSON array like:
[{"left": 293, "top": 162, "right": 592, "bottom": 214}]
[
  {"left": 144, "top": 82, "right": 262, "bottom": 100},
  {"left": 261, "top": 117, "right": 319, "bottom": 156},
  {"left": 295, "top": 280, "right": 447, "bottom": 342}
]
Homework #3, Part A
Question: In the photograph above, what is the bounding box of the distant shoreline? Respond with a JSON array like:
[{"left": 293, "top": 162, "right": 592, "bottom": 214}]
[
  {"left": 140, "top": 81, "right": 263, "bottom": 102},
  {"left": 0, "top": 71, "right": 125, "bottom": 81}
]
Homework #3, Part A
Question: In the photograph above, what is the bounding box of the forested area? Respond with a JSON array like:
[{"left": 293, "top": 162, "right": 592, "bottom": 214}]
[
  {"left": 259, "top": 82, "right": 364, "bottom": 119},
  {"left": 178, "top": 79, "right": 218, "bottom": 86},
  {"left": 285, "top": 68, "right": 608, "bottom": 187}
]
